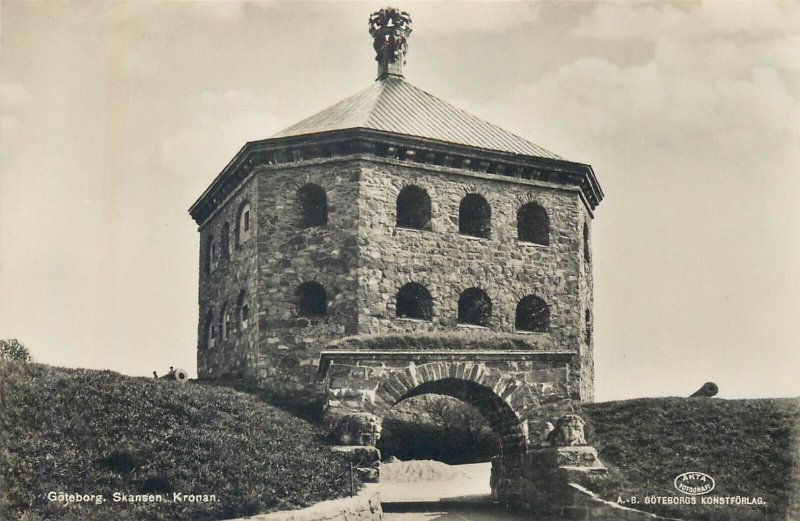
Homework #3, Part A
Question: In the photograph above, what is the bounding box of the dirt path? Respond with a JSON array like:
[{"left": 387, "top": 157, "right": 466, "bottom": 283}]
[
  {"left": 377, "top": 462, "right": 491, "bottom": 503},
  {"left": 377, "top": 462, "right": 531, "bottom": 521},
  {"left": 382, "top": 502, "right": 529, "bottom": 521}
]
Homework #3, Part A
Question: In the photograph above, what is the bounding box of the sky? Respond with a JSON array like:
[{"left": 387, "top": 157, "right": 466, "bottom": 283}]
[{"left": 1, "top": 1, "right": 798, "bottom": 402}]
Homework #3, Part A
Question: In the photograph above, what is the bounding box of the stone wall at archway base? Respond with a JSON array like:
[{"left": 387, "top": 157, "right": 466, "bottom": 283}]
[
  {"left": 492, "top": 448, "right": 679, "bottom": 521},
  {"left": 491, "top": 446, "right": 607, "bottom": 514}
]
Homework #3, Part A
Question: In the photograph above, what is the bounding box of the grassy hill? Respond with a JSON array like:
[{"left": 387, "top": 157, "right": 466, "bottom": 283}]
[
  {"left": 582, "top": 397, "right": 800, "bottom": 521},
  {"left": 0, "top": 361, "right": 355, "bottom": 521}
]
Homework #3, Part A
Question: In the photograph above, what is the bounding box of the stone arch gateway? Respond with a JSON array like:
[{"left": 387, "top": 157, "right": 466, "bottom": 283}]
[
  {"left": 320, "top": 333, "right": 614, "bottom": 521},
  {"left": 319, "top": 333, "right": 580, "bottom": 454}
]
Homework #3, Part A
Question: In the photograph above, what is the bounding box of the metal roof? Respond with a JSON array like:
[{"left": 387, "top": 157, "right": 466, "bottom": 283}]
[{"left": 272, "top": 77, "right": 562, "bottom": 160}]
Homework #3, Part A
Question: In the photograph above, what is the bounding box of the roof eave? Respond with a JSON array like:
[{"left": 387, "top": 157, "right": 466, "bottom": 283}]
[{"left": 188, "top": 128, "right": 603, "bottom": 225}]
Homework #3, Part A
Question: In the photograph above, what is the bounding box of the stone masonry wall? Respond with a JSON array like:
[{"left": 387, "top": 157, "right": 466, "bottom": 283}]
[
  {"left": 580, "top": 202, "right": 594, "bottom": 401},
  {"left": 197, "top": 154, "right": 596, "bottom": 407},
  {"left": 251, "top": 159, "right": 361, "bottom": 403},
  {"left": 491, "top": 449, "right": 676, "bottom": 520},
  {"left": 197, "top": 175, "right": 259, "bottom": 380},
  {"left": 355, "top": 158, "right": 594, "bottom": 400}
]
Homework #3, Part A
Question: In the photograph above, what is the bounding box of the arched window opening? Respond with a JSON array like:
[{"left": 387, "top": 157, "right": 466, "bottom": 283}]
[
  {"left": 236, "top": 202, "right": 252, "bottom": 246},
  {"left": 396, "top": 186, "right": 432, "bottom": 231},
  {"left": 458, "top": 288, "right": 492, "bottom": 327},
  {"left": 297, "top": 184, "right": 328, "bottom": 228},
  {"left": 207, "top": 237, "right": 218, "bottom": 274},
  {"left": 583, "top": 222, "right": 591, "bottom": 264},
  {"left": 205, "top": 311, "right": 216, "bottom": 349},
  {"left": 238, "top": 291, "right": 251, "bottom": 331},
  {"left": 515, "top": 295, "right": 550, "bottom": 332},
  {"left": 585, "top": 309, "right": 591, "bottom": 346},
  {"left": 517, "top": 202, "right": 549, "bottom": 245},
  {"left": 396, "top": 283, "right": 433, "bottom": 320},
  {"left": 296, "top": 282, "right": 327, "bottom": 317},
  {"left": 222, "top": 306, "right": 232, "bottom": 340},
  {"left": 221, "top": 223, "right": 230, "bottom": 260},
  {"left": 459, "top": 194, "right": 491, "bottom": 238}
]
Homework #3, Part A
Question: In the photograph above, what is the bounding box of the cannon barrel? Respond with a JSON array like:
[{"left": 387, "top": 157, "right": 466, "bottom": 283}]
[
  {"left": 689, "top": 381, "right": 718, "bottom": 398},
  {"left": 158, "top": 367, "right": 189, "bottom": 383}
]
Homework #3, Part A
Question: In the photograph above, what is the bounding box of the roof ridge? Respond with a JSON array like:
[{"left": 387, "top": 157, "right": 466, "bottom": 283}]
[{"left": 363, "top": 79, "right": 391, "bottom": 127}]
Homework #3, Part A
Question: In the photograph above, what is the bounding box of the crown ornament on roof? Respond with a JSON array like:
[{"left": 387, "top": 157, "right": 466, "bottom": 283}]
[{"left": 369, "top": 7, "right": 412, "bottom": 80}]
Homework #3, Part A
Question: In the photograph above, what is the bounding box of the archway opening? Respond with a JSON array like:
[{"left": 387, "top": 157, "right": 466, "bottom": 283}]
[
  {"left": 377, "top": 378, "right": 523, "bottom": 464},
  {"left": 379, "top": 395, "right": 499, "bottom": 465}
]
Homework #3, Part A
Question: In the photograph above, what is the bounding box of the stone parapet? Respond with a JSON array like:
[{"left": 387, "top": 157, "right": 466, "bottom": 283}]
[{"left": 529, "top": 446, "right": 604, "bottom": 469}]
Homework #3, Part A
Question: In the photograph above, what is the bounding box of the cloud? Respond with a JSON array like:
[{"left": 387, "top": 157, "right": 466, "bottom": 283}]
[
  {"left": 0, "top": 115, "right": 22, "bottom": 137},
  {"left": 0, "top": 83, "right": 33, "bottom": 107},
  {"left": 161, "top": 89, "right": 283, "bottom": 193},
  {"left": 121, "top": 49, "right": 155, "bottom": 75},
  {"left": 693, "top": 1, "right": 797, "bottom": 38},
  {"left": 572, "top": 3, "right": 688, "bottom": 41},
  {"left": 192, "top": 1, "right": 249, "bottom": 21},
  {"left": 490, "top": 1, "right": 800, "bottom": 173},
  {"left": 104, "top": 0, "right": 270, "bottom": 25},
  {"left": 412, "top": 2, "right": 541, "bottom": 34},
  {"left": 572, "top": 2, "right": 798, "bottom": 41},
  {"left": 510, "top": 55, "right": 800, "bottom": 176},
  {"left": 0, "top": 84, "right": 34, "bottom": 161}
]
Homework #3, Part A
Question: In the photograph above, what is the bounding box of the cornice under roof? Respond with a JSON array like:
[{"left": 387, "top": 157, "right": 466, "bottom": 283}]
[{"left": 188, "top": 129, "right": 603, "bottom": 226}]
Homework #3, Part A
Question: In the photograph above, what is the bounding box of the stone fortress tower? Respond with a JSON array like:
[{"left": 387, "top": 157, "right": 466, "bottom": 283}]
[{"left": 189, "top": 7, "right": 603, "bottom": 433}]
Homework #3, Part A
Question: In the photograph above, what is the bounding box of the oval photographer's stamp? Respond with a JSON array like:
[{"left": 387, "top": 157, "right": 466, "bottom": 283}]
[{"left": 674, "top": 472, "right": 716, "bottom": 496}]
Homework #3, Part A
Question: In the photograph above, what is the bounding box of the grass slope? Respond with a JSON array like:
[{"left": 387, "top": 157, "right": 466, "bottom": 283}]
[
  {"left": 0, "top": 361, "right": 354, "bottom": 521},
  {"left": 582, "top": 397, "right": 800, "bottom": 521}
]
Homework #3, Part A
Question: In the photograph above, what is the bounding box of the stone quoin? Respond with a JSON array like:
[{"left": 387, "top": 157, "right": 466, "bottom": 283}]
[{"left": 188, "top": 5, "right": 604, "bottom": 471}]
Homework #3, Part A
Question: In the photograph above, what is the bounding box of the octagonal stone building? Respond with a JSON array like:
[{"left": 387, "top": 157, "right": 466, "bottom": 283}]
[{"left": 189, "top": 9, "right": 603, "bottom": 432}]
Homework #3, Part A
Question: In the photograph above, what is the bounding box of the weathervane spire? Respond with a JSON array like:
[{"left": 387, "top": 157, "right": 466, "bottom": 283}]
[{"left": 369, "top": 7, "right": 412, "bottom": 81}]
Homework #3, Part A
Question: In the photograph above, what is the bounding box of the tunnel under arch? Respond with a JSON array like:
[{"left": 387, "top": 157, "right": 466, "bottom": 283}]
[{"left": 390, "top": 377, "right": 526, "bottom": 455}]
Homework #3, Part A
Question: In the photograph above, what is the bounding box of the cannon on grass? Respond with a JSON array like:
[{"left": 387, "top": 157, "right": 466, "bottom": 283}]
[
  {"left": 689, "top": 382, "right": 718, "bottom": 398},
  {"left": 152, "top": 366, "right": 189, "bottom": 383}
]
